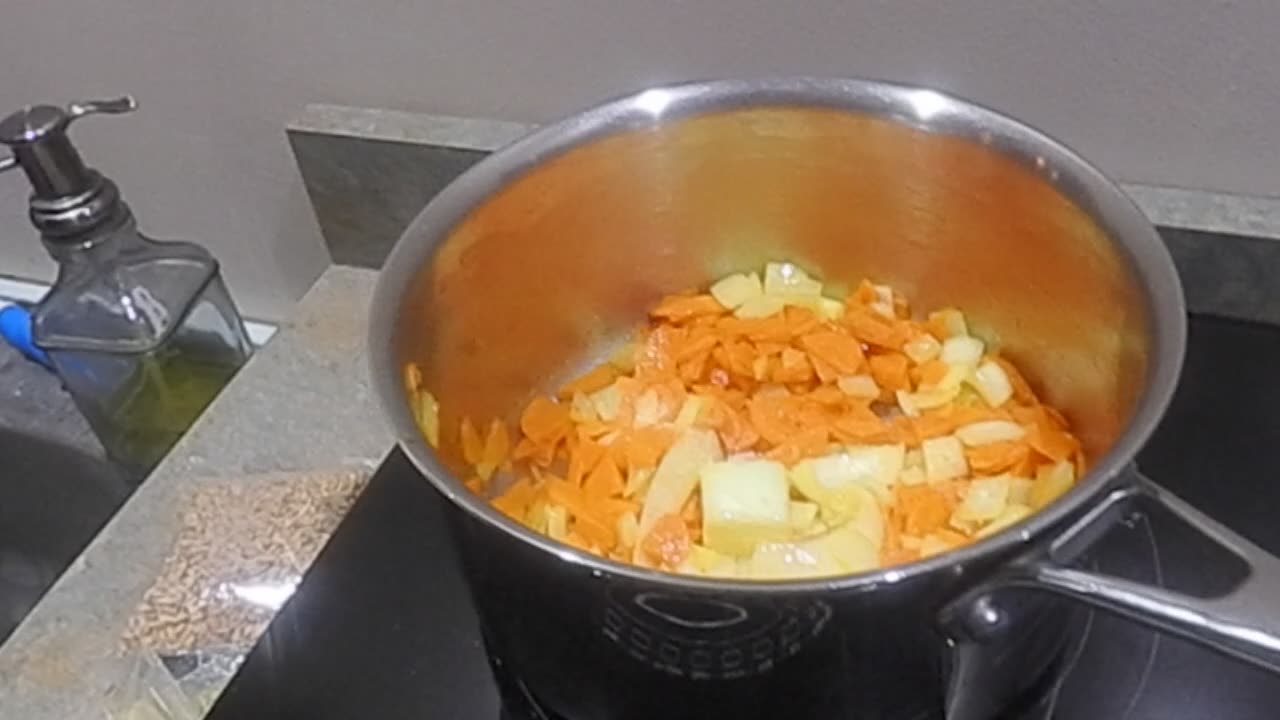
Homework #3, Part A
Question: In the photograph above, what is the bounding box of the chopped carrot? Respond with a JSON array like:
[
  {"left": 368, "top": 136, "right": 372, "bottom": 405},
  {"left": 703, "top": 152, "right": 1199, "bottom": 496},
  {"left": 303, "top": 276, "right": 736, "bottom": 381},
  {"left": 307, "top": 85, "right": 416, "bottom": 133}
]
[
  {"left": 773, "top": 347, "right": 815, "bottom": 384},
  {"left": 765, "top": 425, "right": 830, "bottom": 465},
  {"left": 754, "top": 340, "right": 788, "bottom": 357},
  {"left": 447, "top": 266, "right": 1087, "bottom": 579},
  {"left": 520, "top": 397, "right": 571, "bottom": 444},
  {"left": 640, "top": 513, "right": 692, "bottom": 568},
  {"left": 623, "top": 425, "right": 677, "bottom": 470},
  {"left": 512, "top": 436, "right": 556, "bottom": 467},
  {"left": 843, "top": 308, "right": 909, "bottom": 349},
  {"left": 966, "top": 441, "right": 1031, "bottom": 475},
  {"left": 561, "top": 531, "right": 596, "bottom": 554},
  {"left": 832, "top": 404, "right": 902, "bottom": 444},
  {"left": 868, "top": 353, "right": 911, "bottom": 394},
  {"left": 558, "top": 364, "right": 618, "bottom": 398},
  {"left": 492, "top": 478, "right": 537, "bottom": 520},
  {"left": 799, "top": 331, "right": 865, "bottom": 375},
  {"left": 1028, "top": 424, "right": 1079, "bottom": 463},
  {"left": 650, "top": 293, "right": 727, "bottom": 322},
  {"left": 459, "top": 417, "right": 485, "bottom": 465},
  {"left": 676, "top": 331, "right": 720, "bottom": 363},
  {"left": 782, "top": 305, "right": 821, "bottom": 336},
  {"left": 850, "top": 280, "right": 879, "bottom": 306},
  {"left": 567, "top": 438, "right": 608, "bottom": 486},
  {"left": 916, "top": 359, "right": 950, "bottom": 388},
  {"left": 897, "top": 485, "right": 953, "bottom": 535},
  {"left": 583, "top": 456, "right": 625, "bottom": 502}
]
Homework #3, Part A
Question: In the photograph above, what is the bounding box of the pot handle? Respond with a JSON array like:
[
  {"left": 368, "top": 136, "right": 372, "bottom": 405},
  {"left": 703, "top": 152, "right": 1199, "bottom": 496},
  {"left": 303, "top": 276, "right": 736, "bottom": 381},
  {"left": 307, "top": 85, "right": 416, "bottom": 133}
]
[{"left": 943, "top": 470, "right": 1280, "bottom": 675}]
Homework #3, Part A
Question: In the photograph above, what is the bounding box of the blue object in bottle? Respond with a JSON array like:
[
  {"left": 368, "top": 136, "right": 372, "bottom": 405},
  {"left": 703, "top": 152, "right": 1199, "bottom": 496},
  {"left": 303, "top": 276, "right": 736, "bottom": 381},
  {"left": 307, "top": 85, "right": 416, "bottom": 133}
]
[{"left": 0, "top": 303, "right": 52, "bottom": 368}]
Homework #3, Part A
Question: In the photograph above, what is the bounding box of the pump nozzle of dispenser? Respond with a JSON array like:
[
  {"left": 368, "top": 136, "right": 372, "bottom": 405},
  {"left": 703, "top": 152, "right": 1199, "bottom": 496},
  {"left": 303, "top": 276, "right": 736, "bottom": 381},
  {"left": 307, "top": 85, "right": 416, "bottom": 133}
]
[{"left": 0, "top": 96, "right": 137, "bottom": 238}]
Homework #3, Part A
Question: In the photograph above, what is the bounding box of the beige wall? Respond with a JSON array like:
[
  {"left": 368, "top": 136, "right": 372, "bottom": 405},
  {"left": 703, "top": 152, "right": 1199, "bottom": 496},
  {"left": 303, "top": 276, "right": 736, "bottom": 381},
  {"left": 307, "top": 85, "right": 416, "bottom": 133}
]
[{"left": 3, "top": 1, "right": 1279, "bottom": 319}]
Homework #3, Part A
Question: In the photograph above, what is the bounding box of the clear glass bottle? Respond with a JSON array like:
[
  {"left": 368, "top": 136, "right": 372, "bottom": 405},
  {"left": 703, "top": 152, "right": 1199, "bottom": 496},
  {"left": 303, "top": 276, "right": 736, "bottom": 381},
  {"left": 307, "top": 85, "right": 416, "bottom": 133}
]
[{"left": 1, "top": 97, "right": 252, "bottom": 475}]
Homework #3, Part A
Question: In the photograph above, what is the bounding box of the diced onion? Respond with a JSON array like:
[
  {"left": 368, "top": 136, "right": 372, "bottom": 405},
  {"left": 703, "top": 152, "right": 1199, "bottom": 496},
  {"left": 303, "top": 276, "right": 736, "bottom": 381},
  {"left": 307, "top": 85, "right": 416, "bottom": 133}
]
[
  {"left": 929, "top": 308, "right": 969, "bottom": 338},
  {"left": 976, "top": 503, "right": 1032, "bottom": 538},
  {"left": 953, "top": 475, "right": 1011, "bottom": 524},
  {"left": 546, "top": 505, "right": 569, "bottom": 541},
  {"left": 710, "top": 272, "right": 763, "bottom": 309},
  {"left": 903, "top": 334, "right": 942, "bottom": 364},
  {"left": 789, "top": 501, "right": 820, "bottom": 531},
  {"left": 1031, "top": 461, "right": 1076, "bottom": 509},
  {"left": 1008, "top": 476, "right": 1033, "bottom": 506},
  {"left": 674, "top": 395, "right": 705, "bottom": 428},
  {"left": 940, "top": 336, "right": 985, "bottom": 367},
  {"left": 617, "top": 510, "right": 640, "bottom": 549},
  {"left": 569, "top": 391, "right": 598, "bottom": 423},
  {"left": 922, "top": 435, "right": 969, "bottom": 482},
  {"left": 898, "top": 466, "right": 926, "bottom": 486},
  {"left": 590, "top": 384, "right": 623, "bottom": 422},
  {"left": 763, "top": 262, "right": 824, "bottom": 297},
  {"left": 735, "top": 295, "right": 787, "bottom": 318},
  {"left": 970, "top": 360, "right": 1014, "bottom": 407},
  {"left": 415, "top": 389, "right": 440, "bottom": 448},
  {"left": 896, "top": 389, "right": 921, "bottom": 417},
  {"left": 955, "top": 420, "right": 1027, "bottom": 446}
]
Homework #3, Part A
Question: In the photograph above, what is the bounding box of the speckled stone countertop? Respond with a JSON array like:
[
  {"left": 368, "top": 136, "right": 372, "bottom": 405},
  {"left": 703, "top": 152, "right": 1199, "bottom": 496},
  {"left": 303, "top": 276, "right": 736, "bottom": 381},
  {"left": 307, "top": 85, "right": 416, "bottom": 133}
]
[{"left": 0, "top": 266, "right": 391, "bottom": 719}]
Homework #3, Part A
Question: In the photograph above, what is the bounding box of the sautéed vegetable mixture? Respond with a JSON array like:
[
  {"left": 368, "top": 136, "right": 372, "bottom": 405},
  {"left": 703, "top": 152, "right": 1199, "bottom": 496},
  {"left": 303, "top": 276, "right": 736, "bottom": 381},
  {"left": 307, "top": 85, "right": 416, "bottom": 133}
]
[{"left": 405, "top": 263, "right": 1083, "bottom": 580}]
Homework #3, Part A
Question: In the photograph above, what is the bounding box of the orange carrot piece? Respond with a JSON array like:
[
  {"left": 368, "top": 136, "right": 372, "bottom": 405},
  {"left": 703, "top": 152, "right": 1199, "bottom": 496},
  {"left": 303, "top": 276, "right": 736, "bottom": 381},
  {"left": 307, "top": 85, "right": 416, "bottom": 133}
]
[
  {"left": 567, "top": 438, "right": 608, "bottom": 487},
  {"left": 916, "top": 359, "right": 950, "bottom": 388},
  {"left": 583, "top": 455, "right": 625, "bottom": 501},
  {"left": 1028, "top": 425, "right": 1079, "bottom": 463},
  {"left": 520, "top": 397, "right": 571, "bottom": 444},
  {"left": 782, "top": 305, "right": 821, "bottom": 336},
  {"left": 624, "top": 426, "right": 677, "bottom": 470},
  {"left": 849, "top": 280, "right": 879, "bottom": 306},
  {"left": 799, "top": 331, "right": 866, "bottom": 375},
  {"left": 459, "top": 417, "right": 485, "bottom": 465},
  {"left": 753, "top": 340, "right": 788, "bottom": 356},
  {"left": 492, "top": 478, "right": 537, "bottom": 520},
  {"left": 765, "top": 425, "right": 830, "bottom": 465},
  {"left": 773, "top": 347, "right": 815, "bottom": 384},
  {"left": 966, "top": 441, "right": 1032, "bottom": 475},
  {"left": 832, "top": 404, "right": 901, "bottom": 444},
  {"left": 650, "top": 293, "right": 726, "bottom": 322},
  {"left": 463, "top": 476, "right": 487, "bottom": 495},
  {"left": 675, "top": 332, "right": 719, "bottom": 363},
  {"left": 558, "top": 364, "right": 618, "bottom": 398},
  {"left": 868, "top": 353, "right": 911, "bottom": 394},
  {"left": 640, "top": 513, "right": 692, "bottom": 568},
  {"left": 843, "top": 308, "right": 908, "bottom": 349},
  {"left": 723, "top": 340, "right": 758, "bottom": 378},
  {"left": 808, "top": 352, "right": 842, "bottom": 384},
  {"left": 897, "top": 485, "right": 953, "bottom": 535},
  {"left": 807, "top": 385, "right": 846, "bottom": 406},
  {"left": 575, "top": 512, "right": 618, "bottom": 551}
]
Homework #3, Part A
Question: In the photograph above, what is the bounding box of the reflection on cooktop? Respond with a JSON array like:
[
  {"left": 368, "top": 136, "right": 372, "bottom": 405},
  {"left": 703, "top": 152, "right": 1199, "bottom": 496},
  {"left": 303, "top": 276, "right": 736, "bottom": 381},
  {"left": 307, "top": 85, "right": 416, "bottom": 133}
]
[{"left": 207, "top": 314, "right": 1280, "bottom": 719}]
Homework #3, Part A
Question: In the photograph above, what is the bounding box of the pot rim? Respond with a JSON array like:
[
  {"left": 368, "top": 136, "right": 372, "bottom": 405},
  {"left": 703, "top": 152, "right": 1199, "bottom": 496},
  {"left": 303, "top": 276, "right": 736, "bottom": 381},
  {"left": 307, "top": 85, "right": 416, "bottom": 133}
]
[{"left": 369, "top": 76, "right": 1187, "bottom": 596}]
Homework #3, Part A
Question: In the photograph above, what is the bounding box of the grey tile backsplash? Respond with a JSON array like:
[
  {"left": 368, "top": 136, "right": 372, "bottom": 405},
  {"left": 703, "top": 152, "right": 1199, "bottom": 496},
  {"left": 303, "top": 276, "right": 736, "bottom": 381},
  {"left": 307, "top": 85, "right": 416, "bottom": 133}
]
[{"left": 287, "top": 127, "right": 1280, "bottom": 326}]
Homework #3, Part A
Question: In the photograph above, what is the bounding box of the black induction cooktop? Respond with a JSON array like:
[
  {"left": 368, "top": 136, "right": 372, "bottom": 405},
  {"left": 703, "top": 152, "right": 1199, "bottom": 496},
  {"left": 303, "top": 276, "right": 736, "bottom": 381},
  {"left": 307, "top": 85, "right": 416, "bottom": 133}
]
[{"left": 207, "top": 313, "right": 1280, "bottom": 719}]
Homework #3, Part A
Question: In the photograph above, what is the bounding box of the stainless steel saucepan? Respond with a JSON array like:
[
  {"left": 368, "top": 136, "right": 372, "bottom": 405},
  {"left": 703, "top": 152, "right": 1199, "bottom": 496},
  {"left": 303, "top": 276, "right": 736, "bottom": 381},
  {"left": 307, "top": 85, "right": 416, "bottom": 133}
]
[{"left": 370, "top": 78, "right": 1280, "bottom": 719}]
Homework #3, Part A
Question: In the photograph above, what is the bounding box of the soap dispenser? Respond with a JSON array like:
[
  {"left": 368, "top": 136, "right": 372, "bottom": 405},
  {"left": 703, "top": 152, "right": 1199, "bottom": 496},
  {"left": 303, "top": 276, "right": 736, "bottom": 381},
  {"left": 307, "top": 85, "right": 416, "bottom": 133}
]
[{"left": 0, "top": 97, "right": 253, "bottom": 475}]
